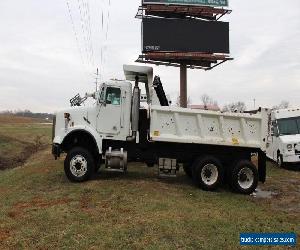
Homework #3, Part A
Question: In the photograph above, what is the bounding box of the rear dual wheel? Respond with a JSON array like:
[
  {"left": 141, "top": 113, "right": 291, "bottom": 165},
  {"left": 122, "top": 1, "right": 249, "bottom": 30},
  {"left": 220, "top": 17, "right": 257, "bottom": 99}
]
[
  {"left": 230, "top": 160, "right": 258, "bottom": 195},
  {"left": 191, "top": 156, "right": 258, "bottom": 194},
  {"left": 192, "top": 156, "right": 223, "bottom": 191}
]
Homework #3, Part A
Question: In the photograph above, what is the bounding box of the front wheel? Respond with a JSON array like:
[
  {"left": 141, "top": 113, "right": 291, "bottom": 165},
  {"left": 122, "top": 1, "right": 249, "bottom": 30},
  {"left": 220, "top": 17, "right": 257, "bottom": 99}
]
[
  {"left": 64, "top": 147, "right": 95, "bottom": 182},
  {"left": 230, "top": 160, "right": 258, "bottom": 195}
]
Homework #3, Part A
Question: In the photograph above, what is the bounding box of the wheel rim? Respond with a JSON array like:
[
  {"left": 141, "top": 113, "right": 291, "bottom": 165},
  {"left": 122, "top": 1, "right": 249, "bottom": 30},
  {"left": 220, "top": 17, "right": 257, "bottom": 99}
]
[
  {"left": 201, "top": 164, "right": 219, "bottom": 186},
  {"left": 70, "top": 155, "right": 88, "bottom": 177},
  {"left": 238, "top": 167, "right": 254, "bottom": 190}
]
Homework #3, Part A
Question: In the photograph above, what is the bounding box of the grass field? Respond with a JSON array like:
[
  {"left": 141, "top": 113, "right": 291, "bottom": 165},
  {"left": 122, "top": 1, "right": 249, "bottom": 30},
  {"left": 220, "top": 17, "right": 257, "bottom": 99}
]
[{"left": 0, "top": 116, "right": 299, "bottom": 249}]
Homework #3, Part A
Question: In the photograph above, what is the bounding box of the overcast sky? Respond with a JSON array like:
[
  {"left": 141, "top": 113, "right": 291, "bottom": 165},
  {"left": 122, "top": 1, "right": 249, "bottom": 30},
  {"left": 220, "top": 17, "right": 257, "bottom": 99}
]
[{"left": 0, "top": 0, "right": 299, "bottom": 112}]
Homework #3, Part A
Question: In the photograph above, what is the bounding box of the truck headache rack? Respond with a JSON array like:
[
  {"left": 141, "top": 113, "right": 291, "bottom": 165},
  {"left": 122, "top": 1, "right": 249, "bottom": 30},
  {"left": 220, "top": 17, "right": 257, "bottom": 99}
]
[{"left": 153, "top": 76, "right": 169, "bottom": 106}]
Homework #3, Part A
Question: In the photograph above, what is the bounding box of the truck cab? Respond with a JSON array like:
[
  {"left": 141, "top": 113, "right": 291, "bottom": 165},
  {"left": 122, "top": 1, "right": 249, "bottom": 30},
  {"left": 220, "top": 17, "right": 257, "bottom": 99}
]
[
  {"left": 52, "top": 65, "right": 153, "bottom": 158},
  {"left": 266, "top": 108, "right": 300, "bottom": 167}
]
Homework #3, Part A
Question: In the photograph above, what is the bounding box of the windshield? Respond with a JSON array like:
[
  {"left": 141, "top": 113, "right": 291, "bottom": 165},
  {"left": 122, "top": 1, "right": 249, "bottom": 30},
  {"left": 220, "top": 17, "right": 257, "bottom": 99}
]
[{"left": 277, "top": 117, "right": 300, "bottom": 135}]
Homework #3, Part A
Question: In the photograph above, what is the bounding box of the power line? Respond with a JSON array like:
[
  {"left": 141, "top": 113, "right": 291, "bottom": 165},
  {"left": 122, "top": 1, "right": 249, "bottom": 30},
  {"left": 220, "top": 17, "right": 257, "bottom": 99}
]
[
  {"left": 80, "top": 0, "right": 92, "bottom": 64},
  {"left": 66, "top": 0, "right": 112, "bottom": 83},
  {"left": 98, "top": 0, "right": 112, "bottom": 80},
  {"left": 65, "top": 0, "right": 89, "bottom": 77},
  {"left": 77, "top": 0, "right": 92, "bottom": 67},
  {"left": 96, "top": 1, "right": 105, "bottom": 81},
  {"left": 84, "top": 0, "right": 95, "bottom": 67}
]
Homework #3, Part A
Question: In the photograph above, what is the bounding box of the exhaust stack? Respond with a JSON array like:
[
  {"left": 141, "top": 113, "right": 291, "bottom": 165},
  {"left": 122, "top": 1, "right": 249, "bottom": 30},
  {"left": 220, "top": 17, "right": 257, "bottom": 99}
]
[{"left": 127, "top": 76, "right": 140, "bottom": 141}]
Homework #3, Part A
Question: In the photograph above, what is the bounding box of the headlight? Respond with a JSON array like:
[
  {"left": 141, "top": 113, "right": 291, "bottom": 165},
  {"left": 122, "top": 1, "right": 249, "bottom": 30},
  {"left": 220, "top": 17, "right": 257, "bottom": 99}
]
[{"left": 287, "top": 144, "right": 293, "bottom": 151}]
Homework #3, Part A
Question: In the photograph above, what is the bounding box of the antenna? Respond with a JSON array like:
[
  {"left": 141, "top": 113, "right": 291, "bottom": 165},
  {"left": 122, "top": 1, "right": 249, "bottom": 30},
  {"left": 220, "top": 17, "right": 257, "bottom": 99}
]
[{"left": 95, "top": 68, "right": 99, "bottom": 92}]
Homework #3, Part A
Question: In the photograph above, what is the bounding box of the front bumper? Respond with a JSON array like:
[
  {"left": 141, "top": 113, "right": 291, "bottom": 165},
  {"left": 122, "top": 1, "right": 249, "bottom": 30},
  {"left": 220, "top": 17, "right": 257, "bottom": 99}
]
[
  {"left": 282, "top": 154, "right": 300, "bottom": 163},
  {"left": 52, "top": 144, "right": 61, "bottom": 159}
]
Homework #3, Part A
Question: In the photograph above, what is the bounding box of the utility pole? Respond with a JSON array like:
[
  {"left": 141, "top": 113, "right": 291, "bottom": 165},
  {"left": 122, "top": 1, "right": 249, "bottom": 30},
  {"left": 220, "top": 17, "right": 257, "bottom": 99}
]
[
  {"left": 180, "top": 63, "right": 187, "bottom": 108},
  {"left": 253, "top": 98, "right": 256, "bottom": 109}
]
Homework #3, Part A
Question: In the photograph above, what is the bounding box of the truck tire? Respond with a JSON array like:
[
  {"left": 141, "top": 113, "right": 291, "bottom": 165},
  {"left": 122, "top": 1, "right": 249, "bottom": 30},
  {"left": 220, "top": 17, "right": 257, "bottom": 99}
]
[
  {"left": 183, "top": 163, "right": 192, "bottom": 178},
  {"left": 95, "top": 162, "right": 101, "bottom": 173},
  {"left": 230, "top": 160, "right": 258, "bottom": 195},
  {"left": 192, "top": 156, "right": 223, "bottom": 191},
  {"left": 64, "top": 147, "right": 95, "bottom": 182},
  {"left": 95, "top": 155, "right": 102, "bottom": 173}
]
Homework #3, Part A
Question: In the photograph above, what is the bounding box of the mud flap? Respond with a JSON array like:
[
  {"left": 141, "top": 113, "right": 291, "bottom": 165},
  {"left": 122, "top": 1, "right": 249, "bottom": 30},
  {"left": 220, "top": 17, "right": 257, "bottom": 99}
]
[
  {"left": 52, "top": 144, "right": 61, "bottom": 160},
  {"left": 258, "top": 150, "right": 266, "bottom": 183}
]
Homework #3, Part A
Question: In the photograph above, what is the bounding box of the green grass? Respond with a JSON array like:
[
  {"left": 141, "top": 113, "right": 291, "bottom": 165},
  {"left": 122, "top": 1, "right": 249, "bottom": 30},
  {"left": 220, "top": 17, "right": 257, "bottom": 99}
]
[{"left": 0, "top": 120, "right": 299, "bottom": 249}]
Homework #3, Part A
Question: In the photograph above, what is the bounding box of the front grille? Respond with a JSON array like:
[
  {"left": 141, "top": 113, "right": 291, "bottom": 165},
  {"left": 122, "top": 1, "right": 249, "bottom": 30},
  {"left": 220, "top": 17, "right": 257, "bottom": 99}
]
[
  {"left": 52, "top": 115, "right": 56, "bottom": 142},
  {"left": 295, "top": 143, "right": 300, "bottom": 155}
]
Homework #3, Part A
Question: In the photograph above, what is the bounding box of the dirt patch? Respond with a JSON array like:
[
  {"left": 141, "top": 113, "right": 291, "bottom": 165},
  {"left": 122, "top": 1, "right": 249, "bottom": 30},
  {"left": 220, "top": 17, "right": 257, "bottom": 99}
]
[
  {"left": 253, "top": 172, "right": 300, "bottom": 216},
  {"left": 249, "top": 158, "right": 300, "bottom": 215},
  {"left": 0, "top": 187, "right": 9, "bottom": 193},
  {"left": 8, "top": 197, "right": 71, "bottom": 218},
  {"left": 267, "top": 178, "right": 300, "bottom": 214},
  {"left": 0, "top": 229, "right": 11, "bottom": 241},
  {"left": 80, "top": 196, "right": 91, "bottom": 210}
]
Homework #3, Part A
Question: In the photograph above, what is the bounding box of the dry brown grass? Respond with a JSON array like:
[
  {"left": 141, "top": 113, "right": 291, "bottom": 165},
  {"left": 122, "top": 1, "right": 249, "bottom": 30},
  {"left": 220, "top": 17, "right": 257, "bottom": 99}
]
[{"left": 0, "top": 114, "right": 46, "bottom": 124}]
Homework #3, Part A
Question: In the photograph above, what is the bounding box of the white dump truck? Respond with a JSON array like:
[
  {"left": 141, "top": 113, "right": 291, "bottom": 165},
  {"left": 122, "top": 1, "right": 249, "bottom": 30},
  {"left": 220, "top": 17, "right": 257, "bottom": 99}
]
[
  {"left": 266, "top": 108, "right": 300, "bottom": 167},
  {"left": 52, "top": 65, "right": 268, "bottom": 194}
]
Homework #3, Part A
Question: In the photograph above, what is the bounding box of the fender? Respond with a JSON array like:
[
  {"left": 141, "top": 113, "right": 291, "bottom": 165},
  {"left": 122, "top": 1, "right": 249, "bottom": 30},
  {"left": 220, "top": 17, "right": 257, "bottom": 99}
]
[{"left": 54, "top": 126, "right": 103, "bottom": 154}]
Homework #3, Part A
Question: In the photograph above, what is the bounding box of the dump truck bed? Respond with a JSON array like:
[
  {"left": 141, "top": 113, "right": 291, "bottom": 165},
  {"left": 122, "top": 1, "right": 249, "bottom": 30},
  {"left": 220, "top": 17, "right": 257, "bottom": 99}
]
[{"left": 150, "top": 106, "right": 268, "bottom": 151}]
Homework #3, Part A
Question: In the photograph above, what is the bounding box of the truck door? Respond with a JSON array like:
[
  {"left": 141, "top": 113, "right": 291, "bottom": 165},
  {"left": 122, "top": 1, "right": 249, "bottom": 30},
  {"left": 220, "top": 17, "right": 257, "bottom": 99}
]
[
  {"left": 270, "top": 120, "right": 280, "bottom": 160},
  {"left": 97, "top": 86, "right": 121, "bottom": 135}
]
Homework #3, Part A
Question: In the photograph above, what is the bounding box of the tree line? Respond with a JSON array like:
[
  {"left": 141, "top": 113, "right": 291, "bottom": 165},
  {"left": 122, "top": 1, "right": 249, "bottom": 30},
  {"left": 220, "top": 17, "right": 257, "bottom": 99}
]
[
  {"left": 176, "top": 94, "right": 289, "bottom": 112},
  {"left": 0, "top": 110, "right": 54, "bottom": 120}
]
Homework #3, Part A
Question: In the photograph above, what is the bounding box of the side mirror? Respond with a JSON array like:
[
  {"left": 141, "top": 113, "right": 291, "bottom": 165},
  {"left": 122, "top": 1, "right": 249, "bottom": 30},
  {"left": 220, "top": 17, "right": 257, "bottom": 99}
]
[
  {"left": 98, "top": 85, "right": 106, "bottom": 105},
  {"left": 98, "top": 99, "right": 106, "bottom": 106},
  {"left": 271, "top": 127, "right": 275, "bottom": 137},
  {"left": 273, "top": 128, "right": 279, "bottom": 137}
]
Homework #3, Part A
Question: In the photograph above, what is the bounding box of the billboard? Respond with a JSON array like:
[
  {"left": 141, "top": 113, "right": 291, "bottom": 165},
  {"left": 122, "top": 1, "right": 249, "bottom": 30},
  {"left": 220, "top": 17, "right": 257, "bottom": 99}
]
[
  {"left": 142, "top": 18, "right": 229, "bottom": 54},
  {"left": 142, "top": 0, "right": 229, "bottom": 7}
]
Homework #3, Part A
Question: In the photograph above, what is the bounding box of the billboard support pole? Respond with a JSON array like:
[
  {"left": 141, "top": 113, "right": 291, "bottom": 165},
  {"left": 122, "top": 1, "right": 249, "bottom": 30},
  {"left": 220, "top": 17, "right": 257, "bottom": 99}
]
[{"left": 180, "top": 63, "right": 187, "bottom": 108}]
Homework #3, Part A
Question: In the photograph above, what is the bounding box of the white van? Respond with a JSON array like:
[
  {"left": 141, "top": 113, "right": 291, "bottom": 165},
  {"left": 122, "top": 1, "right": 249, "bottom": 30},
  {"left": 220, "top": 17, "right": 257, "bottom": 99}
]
[{"left": 267, "top": 108, "right": 300, "bottom": 167}]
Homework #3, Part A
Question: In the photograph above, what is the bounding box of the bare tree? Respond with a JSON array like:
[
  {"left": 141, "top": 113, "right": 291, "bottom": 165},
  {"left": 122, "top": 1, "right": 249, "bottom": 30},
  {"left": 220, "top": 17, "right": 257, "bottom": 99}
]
[
  {"left": 272, "top": 101, "right": 289, "bottom": 110},
  {"left": 176, "top": 95, "right": 192, "bottom": 107},
  {"left": 201, "top": 94, "right": 218, "bottom": 110},
  {"left": 223, "top": 101, "right": 247, "bottom": 113}
]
